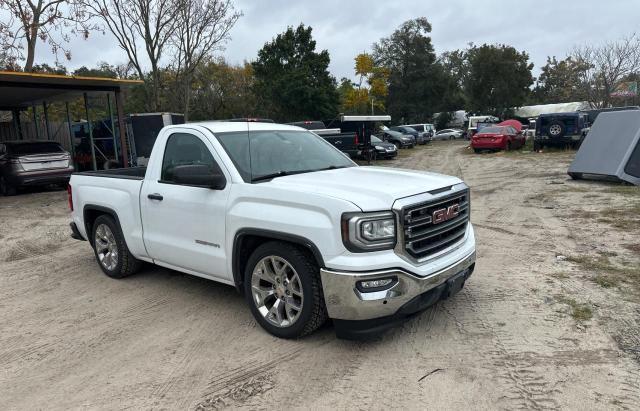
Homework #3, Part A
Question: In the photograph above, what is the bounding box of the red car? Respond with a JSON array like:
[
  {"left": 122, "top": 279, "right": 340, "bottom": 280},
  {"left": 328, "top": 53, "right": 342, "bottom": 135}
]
[{"left": 471, "top": 123, "right": 526, "bottom": 153}]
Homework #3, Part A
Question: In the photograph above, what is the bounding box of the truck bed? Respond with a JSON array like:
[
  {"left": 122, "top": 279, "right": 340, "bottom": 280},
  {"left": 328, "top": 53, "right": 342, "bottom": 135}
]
[{"left": 73, "top": 167, "right": 146, "bottom": 180}]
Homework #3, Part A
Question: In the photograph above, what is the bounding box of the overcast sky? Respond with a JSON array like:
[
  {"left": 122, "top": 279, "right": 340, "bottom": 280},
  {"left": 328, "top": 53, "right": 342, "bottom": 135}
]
[{"left": 35, "top": 0, "right": 640, "bottom": 81}]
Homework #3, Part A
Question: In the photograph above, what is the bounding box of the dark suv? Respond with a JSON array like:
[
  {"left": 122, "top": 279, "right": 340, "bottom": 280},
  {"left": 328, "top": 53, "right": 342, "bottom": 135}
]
[
  {"left": 0, "top": 141, "right": 74, "bottom": 196},
  {"left": 534, "top": 112, "right": 590, "bottom": 150}
]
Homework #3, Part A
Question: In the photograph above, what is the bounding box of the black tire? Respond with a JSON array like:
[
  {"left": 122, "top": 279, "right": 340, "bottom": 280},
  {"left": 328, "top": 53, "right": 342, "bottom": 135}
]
[
  {"left": 91, "top": 214, "right": 142, "bottom": 279},
  {"left": 547, "top": 120, "right": 566, "bottom": 139},
  {"left": 0, "top": 176, "right": 16, "bottom": 196},
  {"left": 568, "top": 172, "right": 583, "bottom": 180},
  {"left": 506, "top": 141, "right": 512, "bottom": 151},
  {"left": 393, "top": 141, "right": 401, "bottom": 150},
  {"left": 244, "top": 241, "right": 327, "bottom": 339},
  {"left": 533, "top": 141, "right": 541, "bottom": 152},
  {"left": 473, "top": 148, "right": 481, "bottom": 154},
  {"left": 449, "top": 135, "right": 454, "bottom": 140}
]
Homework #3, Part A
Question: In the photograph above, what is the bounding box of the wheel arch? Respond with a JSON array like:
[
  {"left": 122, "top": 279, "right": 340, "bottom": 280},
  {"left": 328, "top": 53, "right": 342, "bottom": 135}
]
[
  {"left": 83, "top": 205, "right": 122, "bottom": 247},
  {"left": 232, "top": 228, "right": 325, "bottom": 292}
]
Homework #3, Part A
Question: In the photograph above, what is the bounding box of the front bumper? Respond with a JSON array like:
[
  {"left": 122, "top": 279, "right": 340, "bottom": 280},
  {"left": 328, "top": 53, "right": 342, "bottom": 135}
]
[
  {"left": 320, "top": 250, "right": 476, "bottom": 325},
  {"left": 472, "top": 141, "right": 505, "bottom": 150}
]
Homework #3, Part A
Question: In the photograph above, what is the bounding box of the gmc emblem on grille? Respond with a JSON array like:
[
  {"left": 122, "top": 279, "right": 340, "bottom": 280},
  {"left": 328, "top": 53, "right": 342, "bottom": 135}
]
[{"left": 432, "top": 204, "right": 459, "bottom": 224}]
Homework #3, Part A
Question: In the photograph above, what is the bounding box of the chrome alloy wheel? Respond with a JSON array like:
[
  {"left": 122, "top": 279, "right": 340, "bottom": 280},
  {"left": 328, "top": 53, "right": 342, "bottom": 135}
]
[
  {"left": 94, "top": 223, "right": 119, "bottom": 271},
  {"left": 250, "top": 256, "right": 304, "bottom": 327}
]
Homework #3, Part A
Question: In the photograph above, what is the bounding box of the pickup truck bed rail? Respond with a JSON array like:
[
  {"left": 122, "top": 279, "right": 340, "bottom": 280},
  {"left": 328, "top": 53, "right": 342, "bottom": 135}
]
[{"left": 73, "top": 167, "right": 146, "bottom": 180}]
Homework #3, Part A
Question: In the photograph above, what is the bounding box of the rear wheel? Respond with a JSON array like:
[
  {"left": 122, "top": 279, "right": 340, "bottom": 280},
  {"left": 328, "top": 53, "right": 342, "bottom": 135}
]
[
  {"left": 91, "top": 215, "right": 142, "bottom": 278},
  {"left": 244, "top": 241, "right": 327, "bottom": 339},
  {"left": 506, "top": 141, "right": 512, "bottom": 151},
  {"left": 0, "top": 176, "right": 16, "bottom": 196}
]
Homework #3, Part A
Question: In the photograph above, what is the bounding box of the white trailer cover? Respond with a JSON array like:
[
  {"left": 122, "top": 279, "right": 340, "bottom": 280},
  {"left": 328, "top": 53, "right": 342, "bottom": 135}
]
[{"left": 568, "top": 110, "right": 640, "bottom": 185}]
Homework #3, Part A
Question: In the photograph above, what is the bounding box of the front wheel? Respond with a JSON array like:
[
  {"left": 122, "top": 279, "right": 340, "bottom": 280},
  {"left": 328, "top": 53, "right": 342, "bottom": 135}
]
[{"left": 244, "top": 241, "right": 327, "bottom": 339}]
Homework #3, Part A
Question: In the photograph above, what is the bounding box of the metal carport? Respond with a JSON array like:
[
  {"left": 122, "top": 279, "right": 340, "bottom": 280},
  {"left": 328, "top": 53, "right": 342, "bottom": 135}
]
[{"left": 0, "top": 71, "right": 142, "bottom": 169}]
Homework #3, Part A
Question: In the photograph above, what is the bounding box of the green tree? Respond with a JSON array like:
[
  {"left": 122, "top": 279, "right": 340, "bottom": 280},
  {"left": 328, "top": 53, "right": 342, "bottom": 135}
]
[
  {"left": 252, "top": 24, "right": 339, "bottom": 121},
  {"left": 373, "top": 18, "right": 458, "bottom": 123},
  {"left": 464, "top": 44, "right": 534, "bottom": 117},
  {"left": 188, "top": 59, "right": 257, "bottom": 120},
  {"left": 533, "top": 56, "right": 590, "bottom": 104}
]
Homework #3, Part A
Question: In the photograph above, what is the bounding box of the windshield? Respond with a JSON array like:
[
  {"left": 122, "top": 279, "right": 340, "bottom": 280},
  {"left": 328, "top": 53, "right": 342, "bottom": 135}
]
[
  {"left": 214, "top": 129, "right": 355, "bottom": 182},
  {"left": 7, "top": 142, "right": 64, "bottom": 155},
  {"left": 371, "top": 136, "right": 382, "bottom": 143},
  {"left": 478, "top": 126, "right": 505, "bottom": 134},
  {"left": 402, "top": 126, "right": 418, "bottom": 133}
]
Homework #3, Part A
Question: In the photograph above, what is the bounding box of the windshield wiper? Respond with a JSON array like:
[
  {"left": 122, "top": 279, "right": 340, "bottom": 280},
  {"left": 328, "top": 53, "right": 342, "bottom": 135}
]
[
  {"left": 251, "top": 169, "right": 313, "bottom": 182},
  {"left": 251, "top": 165, "right": 349, "bottom": 183}
]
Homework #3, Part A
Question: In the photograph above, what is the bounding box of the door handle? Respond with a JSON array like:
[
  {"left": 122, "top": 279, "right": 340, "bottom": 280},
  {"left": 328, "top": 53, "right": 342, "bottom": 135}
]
[
  {"left": 334, "top": 140, "right": 342, "bottom": 145},
  {"left": 147, "top": 193, "right": 163, "bottom": 201}
]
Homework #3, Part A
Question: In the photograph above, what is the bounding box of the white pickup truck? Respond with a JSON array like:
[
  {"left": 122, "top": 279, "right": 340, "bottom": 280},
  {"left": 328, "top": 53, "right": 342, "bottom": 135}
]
[{"left": 69, "top": 121, "right": 476, "bottom": 339}]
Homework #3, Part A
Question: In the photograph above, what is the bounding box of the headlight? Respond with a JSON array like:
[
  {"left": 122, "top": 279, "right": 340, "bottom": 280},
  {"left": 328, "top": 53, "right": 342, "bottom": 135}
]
[
  {"left": 341, "top": 211, "right": 396, "bottom": 252},
  {"left": 375, "top": 145, "right": 384, "bottom": 150}
]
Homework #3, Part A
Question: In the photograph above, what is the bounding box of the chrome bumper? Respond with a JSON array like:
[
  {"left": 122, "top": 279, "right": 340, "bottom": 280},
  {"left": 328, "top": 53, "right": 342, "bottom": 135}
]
[{"left": 320, "top": 251, "right": 476, "bottom": 320}]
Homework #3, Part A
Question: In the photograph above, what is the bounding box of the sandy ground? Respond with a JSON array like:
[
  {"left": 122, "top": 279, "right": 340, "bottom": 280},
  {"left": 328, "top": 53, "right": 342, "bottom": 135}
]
[{"left": 1, "top": 141, "right": 639, "bottom": 410}]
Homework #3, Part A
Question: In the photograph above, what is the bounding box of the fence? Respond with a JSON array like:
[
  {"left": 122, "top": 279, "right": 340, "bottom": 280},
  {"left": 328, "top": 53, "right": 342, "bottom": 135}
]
[{"left": 0, "top": 120, "right": 73, "bottom": 151}]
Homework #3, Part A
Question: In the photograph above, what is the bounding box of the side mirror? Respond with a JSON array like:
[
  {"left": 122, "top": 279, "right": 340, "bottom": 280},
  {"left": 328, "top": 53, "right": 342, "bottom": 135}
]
[{"left": 172, "top": 164, "right": 226, "bottom": 189}]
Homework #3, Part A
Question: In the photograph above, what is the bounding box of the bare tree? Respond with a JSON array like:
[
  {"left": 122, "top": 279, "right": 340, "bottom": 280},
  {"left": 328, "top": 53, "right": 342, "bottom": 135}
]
[
  {"left": 0, "top": 0, "right": 95, "bottom": 71},
  {"left": 85, "top": 0, "right": 181, "bottom": 110},
  {"left": 171, "top": 0, "right": 240, "bottom": 120},
  {"left": 572, "top": 34, "right": 640, "bottom": 107}
]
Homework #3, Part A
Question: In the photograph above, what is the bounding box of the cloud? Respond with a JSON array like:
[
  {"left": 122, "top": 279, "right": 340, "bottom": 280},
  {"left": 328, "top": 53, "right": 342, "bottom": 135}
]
[{"left": 32, "top": 0, "right": 640, "bottom": 81}]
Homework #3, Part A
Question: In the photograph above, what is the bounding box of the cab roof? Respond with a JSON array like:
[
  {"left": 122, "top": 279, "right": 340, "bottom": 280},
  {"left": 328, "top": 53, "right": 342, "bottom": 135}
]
[{"left": 165, "top": 121, "right": 305, "bottom": 134}]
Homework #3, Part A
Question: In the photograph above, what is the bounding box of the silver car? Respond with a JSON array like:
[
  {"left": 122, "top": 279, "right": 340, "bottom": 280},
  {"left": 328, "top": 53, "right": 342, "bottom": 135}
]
[
  {"left": 433, "top": 128, "right": 464, "bottom": 140},
  {"left": 0, "top": 141, "right": 74, "bottom": 196}
]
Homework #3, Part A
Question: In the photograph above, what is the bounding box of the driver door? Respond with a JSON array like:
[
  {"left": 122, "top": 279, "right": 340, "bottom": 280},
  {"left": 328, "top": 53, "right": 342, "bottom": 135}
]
[{"left": 141, "top": 130, "right": 231, "bottom": 280}]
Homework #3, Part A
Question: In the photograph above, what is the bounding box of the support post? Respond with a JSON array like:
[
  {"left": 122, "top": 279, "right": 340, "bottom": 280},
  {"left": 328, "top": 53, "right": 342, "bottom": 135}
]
[
  {"left": 32, "top": 105, "right": 40, "bottom": 139},
  {"left": 12, "top": 109, "right": 22, "bottom": 140},
  {"left": 106, "top": 93, "right": 118, "bottom": 160},
  {"left": 43, "top": 102, "right": 51, "bottom": 140},
  {"left": 83, "top": 93, "right": 98, "bottom": 171},
  {"left": 114, "top": 89, "right": 129, "bottom": 167},
  {"left": 66, "top": 102, "right": 76, "bottom": 170}
]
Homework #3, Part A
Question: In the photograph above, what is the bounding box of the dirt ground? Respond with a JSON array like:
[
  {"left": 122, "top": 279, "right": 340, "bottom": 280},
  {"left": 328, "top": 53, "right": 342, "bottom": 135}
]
[{"left": 1, "top": 141, "right": 639, "bottom": 410}]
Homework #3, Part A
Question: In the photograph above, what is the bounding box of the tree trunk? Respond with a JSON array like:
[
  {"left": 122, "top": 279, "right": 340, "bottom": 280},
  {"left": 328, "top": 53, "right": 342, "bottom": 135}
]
[
  {"left": 24, "top": 8, "right": 41, "bottom": 72},
  {"left": 182, "top": 75, "right": 192, "bottom": 121},
  {"left": 24, "top": 40, "right": 36, "bottom": 72}
]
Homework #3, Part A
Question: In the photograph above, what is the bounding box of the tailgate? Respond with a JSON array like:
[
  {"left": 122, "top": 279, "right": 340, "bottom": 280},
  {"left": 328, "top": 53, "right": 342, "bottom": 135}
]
[{"left": 19, "top": 153, "right": 70, "bottom": 171}]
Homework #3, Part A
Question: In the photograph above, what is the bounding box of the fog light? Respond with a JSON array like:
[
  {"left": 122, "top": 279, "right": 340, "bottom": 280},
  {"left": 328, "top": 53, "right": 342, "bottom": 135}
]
[{"left": 356, "top": 276, "right": 397, "bottom": 292}]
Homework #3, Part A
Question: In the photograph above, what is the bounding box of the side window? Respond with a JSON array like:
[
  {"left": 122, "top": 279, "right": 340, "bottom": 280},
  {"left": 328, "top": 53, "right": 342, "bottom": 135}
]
[{"left": 160, "top": 133, "right": 222, "bottom": 184}]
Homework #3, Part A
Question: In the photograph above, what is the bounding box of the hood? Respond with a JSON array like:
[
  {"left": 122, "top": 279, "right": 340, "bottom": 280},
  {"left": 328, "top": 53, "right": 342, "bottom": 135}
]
[
  {"left": 372, "top": 141, "right": 395, "bottom": 149},
  {"left": 498, "top": 119, "right": 522, "bottom": 132},
  {"left": 265, "top": 166, "right": 462, "bottom": 211}
]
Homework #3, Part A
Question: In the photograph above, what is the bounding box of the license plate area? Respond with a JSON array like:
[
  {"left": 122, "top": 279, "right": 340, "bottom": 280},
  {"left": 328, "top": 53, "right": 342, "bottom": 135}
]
[{"left": 442, "top": 269, "right": 468, "bottom": 299}]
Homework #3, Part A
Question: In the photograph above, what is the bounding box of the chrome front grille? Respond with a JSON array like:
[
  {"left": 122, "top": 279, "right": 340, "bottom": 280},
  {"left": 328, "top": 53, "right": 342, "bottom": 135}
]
[{"left": 401, "top": 189, "right": 469, "bottom": 260}]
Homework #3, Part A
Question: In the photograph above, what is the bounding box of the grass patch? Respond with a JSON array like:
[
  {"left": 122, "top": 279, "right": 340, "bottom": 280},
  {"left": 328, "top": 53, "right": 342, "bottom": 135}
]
[
  {"left": 624, "top": 243, "right": 640, "bottom": 253},
  {"left": 550, "top": 272, "right": 571, "bottom": 280},
  {"left": 566, "top": 254, "right": 640, "bottom": 292},
  {"left": 556, "top": 295, "right": 593, "bottom": 321},
  {"left": 602, "top": 185, "right": 640, "bottom": 196},
  {"left": 594, "top": 275, "right": 619, "bottom": 288}
]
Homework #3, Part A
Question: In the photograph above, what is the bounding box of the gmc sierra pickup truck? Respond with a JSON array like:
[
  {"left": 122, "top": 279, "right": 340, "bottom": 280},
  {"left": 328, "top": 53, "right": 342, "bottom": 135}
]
[{"left": 69, "top": 121, "right": 476, "bottom": 339}]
